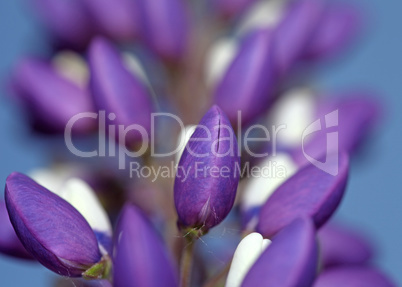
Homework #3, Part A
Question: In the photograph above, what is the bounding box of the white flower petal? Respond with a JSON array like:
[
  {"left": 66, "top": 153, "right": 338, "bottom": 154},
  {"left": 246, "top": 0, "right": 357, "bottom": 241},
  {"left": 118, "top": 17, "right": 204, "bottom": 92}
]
[
  {"left": 122, "top": 52, "right": 149, "bottom": 84},
  {"left": 29, "top": 166, "right": 76, "bottom": 193},
  {"left": 175, "top": 125, "right": 197, "bottom": 164},
  {"left": 268, "top": 87, "right": 317, "bottom": 148},
  {"left": 52, "top": 51, "right": 89, "bottom": 88},
  {"left": 242, "top": 153, "right": 298, "bottom": 210},
  {"left": 58, "top": 178, "right": 112, "bottom": 235},
  {"left": 226, "top": 233, "right": 271, "bottom": 287},
  {"left": 236, "top": 0, "right": 286, "bottom": 36},
  {"left": 205, "top": 38, "right": 238, "bottom": 87}
]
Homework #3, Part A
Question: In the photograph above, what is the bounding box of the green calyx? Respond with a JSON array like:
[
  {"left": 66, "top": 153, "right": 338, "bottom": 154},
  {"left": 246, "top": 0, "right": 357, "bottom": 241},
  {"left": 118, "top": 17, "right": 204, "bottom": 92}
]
[{"left": 82, "top": 255, "right": 112, "bottom": 280}]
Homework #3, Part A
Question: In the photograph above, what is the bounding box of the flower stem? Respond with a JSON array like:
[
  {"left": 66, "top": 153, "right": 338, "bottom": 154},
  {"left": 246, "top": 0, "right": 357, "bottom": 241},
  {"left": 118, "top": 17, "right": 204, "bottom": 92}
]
[{"left": 180, "top": 240, "right": 195, "bottom": 287}]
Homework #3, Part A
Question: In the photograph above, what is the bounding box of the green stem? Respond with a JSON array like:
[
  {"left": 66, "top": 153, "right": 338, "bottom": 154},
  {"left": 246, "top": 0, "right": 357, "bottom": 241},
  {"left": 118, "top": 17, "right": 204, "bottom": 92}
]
[{"left": 180, "top": 240, "right": 195, "bottom": 287}]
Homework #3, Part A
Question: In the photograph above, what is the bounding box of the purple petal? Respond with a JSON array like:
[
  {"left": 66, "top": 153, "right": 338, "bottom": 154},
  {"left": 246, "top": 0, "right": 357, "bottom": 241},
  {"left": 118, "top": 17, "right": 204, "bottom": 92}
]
[
  {"left": 303, "top": 4, "right": 361, "bottom": 61},
  {"left": 214, "top": 0, "right": 257, "bottom": 18},
  {"left": 29, "top": 0, "right": 93, "bottom": 49},
  {"left": 174, "top": 105, "right": 240, "bottom": 234},
  {"left": 136, "top": 0, "right": 189, "bottom": 60},
  {"left": 0, "top": 200, "right": 34, "bottom": 260},
  {"left": 214, "top": 28, "right": 275, "bottom": 126},
  {"left": 83, "top": 0, "right": 139, "bottom": 41},
  {"left": 272, "top": 0, "right": 325, "bottom": 76},
  {"left": 113, "top": 204, "right": 178, "bottom": 287},
  {"left": 11, "top": 58, "right": 95, "bottom": 134},
  {"left": 88, "top": 37, "right": 153, "bottom": 143},
  {"left": 313, "top": 266, "right": 396, "bottom": 287},
  {"left": 318, "top": 222, "right": 373, "bottom": 267},
  {"left": 292, "top": 94, "right": 380, "bottom": 166},
  {"left": 242, "top": 217, "right": 318, "bottom": 287},
  {"left": 257, "top": 153, "right": 349, "bottom": 238},
  {"left": 5, "top": 172, "right": 102, "bottom": 277}
]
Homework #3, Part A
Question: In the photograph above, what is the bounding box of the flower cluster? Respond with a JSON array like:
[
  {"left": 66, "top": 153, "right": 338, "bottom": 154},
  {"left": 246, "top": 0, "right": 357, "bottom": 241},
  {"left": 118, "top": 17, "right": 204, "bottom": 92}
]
[{"left": 0, "top": 0, "right": 396, "bottom": 286}]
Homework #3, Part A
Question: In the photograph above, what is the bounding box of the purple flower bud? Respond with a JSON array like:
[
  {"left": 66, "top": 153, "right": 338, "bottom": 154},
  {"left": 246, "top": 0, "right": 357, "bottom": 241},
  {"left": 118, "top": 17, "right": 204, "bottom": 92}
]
[
  {"left": 213, "top": 28, "right": 275, "bottom": 126},
  {"left": 257, "top": 153, "right": 349, "bottom": 238},
  {"left": 313, "top": 266, "right": 396, "bottom": 287},
  {"left": 303, "top": 4, "right": 361, "bottom": 61},
  {"left": 272, "top": 0, "right": 324, "bottom": 76},
  {"left": 5, "top": 172, "right": 102, "bottom": 277},
  {"left": 29, "top": 0, "right": 93, "bottom": 49},
  {"left": 11, "top": 57, "right": 95, "bottom": 134},
  {"left": 0, "top": 200, "right": 33, "bottom": 260},
  {"left": 292, "top": 94, "right": 380, "bottom": 166},
  {"left": 136, "top": 0, "right": 189, "bottom": 60},
  {"left": 88, "top": 37, "right": 153, "bottom": 144},
  {"left": 242, "top": 217, "right": 318, "bottom": 287},
  {"left": 318, "top": 222, "right": 373, "bottom": 267},
  {"left": 174, "top": 105, "right": 240, "bottom": 235},
  {"left": 113, "top": 204, "right": 178, "bottom": 287},
  {"left": 83, "top": 0, "right": 139, "bottom": 41}
]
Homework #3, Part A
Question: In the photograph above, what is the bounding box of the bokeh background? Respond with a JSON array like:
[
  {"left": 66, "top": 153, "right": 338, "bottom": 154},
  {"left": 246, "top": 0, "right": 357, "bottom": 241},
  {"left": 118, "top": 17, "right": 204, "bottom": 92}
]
[{"left": 0, "top": 0, "right": 401, "bottom": 285}]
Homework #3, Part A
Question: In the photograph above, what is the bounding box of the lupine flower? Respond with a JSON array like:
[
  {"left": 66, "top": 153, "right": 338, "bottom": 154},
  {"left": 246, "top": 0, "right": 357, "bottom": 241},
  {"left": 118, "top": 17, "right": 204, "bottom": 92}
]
[
  {"left": 213, "top": 28, "right": 274, "bottom": 126},
  {"left": 29, "top": 0, "right": 93, "bottom": 49},
  {"left": 266, "top": 88, "right": 381, "bottom": 166},
  {"left": 292, "top": 94, "right": 380, "bottom": 166},
  {"left": 113, "top": 204, "right": 178, "bottom": 287},
  {"left": 302, "top": 3, "right": 361, "bottom": 61},
  {"left": 226, "top": 232, "right": 271, "bottom": 287},
  {"left": 174, "top": 105, "right": 240, "bottom": 235},
  {"left": 136, "top": 0, "right": 189, "bottom": 61},
  {"left": 83, "top": 0, "right": 139, "bottom": 42},
  {"left": 11, "top": 56, "right": 95, "bottom": 134},
  {"left": 313, "top": 266, "right": 396, "bottom": 287},
  {"left": 318, "top": 222, "right": 373, "bottom": 267},
  {"left": 272, "top": 0, "right": 324, "bottom": 77},
  {"left": 5, "top": 172, "right": 103, "bottom": 277},
  {"left": 29, "top": 168, "right": 113, "bottom": 254},
  {"left": 257, "top": 153, "right": 349, "bottom": 238},
  {"left": 58, "top": 178, "right": 113, "bottom": 255},
  {"left": 240, "top": 152, "right": 298, "bottom": 229},
  {"left": 242, "top": 217, "right": 318, "bottom": 287},
  {"left": 89, "top": 37, "right": 153, "bottom": 144},
  {"left": 0, "top": 200, "right": 33, "bottom": 260}
]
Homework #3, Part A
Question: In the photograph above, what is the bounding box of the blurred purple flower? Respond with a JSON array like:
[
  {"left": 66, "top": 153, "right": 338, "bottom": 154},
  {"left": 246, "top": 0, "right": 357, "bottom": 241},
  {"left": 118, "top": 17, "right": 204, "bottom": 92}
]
[
  {"left": 292, "top": 94, "right": 380, "bottom": 166},
  {"left": 136, "top": 0, "right": 189, "bottom": 61},
  {"left": 302, "top": 3, "right": 361, "bottom": 61},
  {"left": 318, "top": 222, "right": 373, "bottom": 268},
  {"left": 0, "top": 200, "right": 34, "bottom": 260},
  {"left": 242, "top": 217, "right": 318, "bottom": 287},
  {"left": 83, "top": 0, "right": 139, "bottom": 42},
  {"left": 11, "top": 57, "right": 95, "bottom": 134},
  {"left": 88, "top": 37, "right": 153, "bottom": 144},
  {"left": 272, "top": 0, "right": 324, "bottom": 77},
  {"left": 5, "top": 172, "right": 102, "bottom": 277},
  {"left": 313, "top": 266, "right": 396, "bottom": 287},
  {"left": 257, "top": 153, "right": 349, "bottom": 238},
  {"left": 29, "top": 0, "right": 94, "bottom": 49},
  {"left": 213, "top": 28, "right": 274, "bottom": 126},
  {"left": 174, "top": 105, "right": 240, "bottom": 235},
  {"left": 214, "top": 0, "right": 257, "bottom": 19},
  {"left": 113, "top": 204, "right": 178, "bottom": 287}
]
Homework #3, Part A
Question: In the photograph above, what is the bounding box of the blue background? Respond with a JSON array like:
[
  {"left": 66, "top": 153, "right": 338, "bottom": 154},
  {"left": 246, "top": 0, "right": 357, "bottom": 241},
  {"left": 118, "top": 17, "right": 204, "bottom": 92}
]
[{"left": 0, "top": 0, "right": 401, "bottom": 285}]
